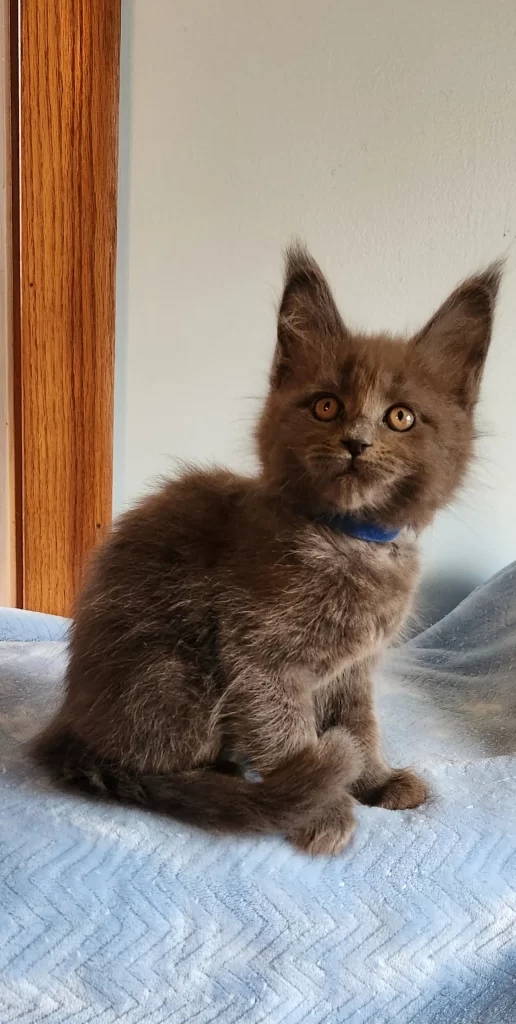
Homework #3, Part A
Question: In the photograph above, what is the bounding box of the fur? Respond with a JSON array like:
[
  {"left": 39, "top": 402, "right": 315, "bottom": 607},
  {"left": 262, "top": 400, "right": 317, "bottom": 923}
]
[{"left": 31, "top": 245, "right": 501, "bottom": 855}]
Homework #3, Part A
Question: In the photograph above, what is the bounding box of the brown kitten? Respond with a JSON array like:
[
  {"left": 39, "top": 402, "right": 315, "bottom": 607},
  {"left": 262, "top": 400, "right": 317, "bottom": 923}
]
[{"left": 31, "top": 245, "right": 500, "bottom": 855}]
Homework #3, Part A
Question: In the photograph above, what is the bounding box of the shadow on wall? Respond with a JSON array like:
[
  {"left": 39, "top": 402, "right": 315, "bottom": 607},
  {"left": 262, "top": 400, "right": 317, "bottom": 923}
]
[{"left": 417, "top": 572, "right": 482, "bottom": 630}]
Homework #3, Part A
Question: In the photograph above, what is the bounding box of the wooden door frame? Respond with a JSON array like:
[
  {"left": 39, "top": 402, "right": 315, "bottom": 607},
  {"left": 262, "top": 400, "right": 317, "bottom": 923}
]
[
  {"left": 7, "top": 0, "right": 121, "bottom": 615},
  {"left": 0, "top": 0, "right": 14, "bottom": 606}
]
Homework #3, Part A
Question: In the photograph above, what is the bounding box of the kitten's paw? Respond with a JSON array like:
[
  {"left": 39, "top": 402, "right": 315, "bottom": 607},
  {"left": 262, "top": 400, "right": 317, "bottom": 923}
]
[
  {"left": 369, "top": 768, "right": 429, "bottom": 810},
  {"left": 288, "top": 797, "right": 356, "bottom": 857}
]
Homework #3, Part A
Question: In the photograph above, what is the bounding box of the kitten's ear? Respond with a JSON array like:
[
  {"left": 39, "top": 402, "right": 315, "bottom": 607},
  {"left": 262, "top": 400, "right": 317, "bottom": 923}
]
[
  {"left": 272, "top": 244, "right": 347, "bottom": 388},
  {"left": 412, "top": 263, "right": 503, "bottom": 408}
]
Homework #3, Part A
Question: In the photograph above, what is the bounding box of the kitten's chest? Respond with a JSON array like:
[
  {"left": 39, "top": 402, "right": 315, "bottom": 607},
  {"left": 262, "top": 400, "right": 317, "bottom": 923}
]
[{"left": 276, "top": 533, "right": 418, "bottom": 673}]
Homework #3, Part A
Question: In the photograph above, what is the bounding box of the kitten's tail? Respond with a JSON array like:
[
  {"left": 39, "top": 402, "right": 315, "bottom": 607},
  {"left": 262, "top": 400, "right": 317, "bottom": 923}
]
[{"left": 30, "top": 727, "right": 362, "bottom": 836}]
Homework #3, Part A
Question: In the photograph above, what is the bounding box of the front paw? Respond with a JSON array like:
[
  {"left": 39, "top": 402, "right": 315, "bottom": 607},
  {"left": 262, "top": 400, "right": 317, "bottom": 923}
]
[
  {"left": 287, "top": 796, "right": 356, "bottom": 856},
  {"left": 362, "top": 768, "right": 429, "bottom": 810}
]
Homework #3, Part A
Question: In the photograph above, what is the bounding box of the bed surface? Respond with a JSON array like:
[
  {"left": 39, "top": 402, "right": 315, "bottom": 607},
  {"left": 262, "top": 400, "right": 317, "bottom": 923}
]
[{"left": 1, "top": 565, "right": 515, "bottom": 1023}]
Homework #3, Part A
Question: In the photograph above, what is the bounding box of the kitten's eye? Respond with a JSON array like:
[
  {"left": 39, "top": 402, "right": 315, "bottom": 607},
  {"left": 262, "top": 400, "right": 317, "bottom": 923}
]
[
  {"left": 384, "top": 405, "right": 415, "bottom": 432},
  {"left": 312, "top": 395, "right": 341, "bottom": 422}
]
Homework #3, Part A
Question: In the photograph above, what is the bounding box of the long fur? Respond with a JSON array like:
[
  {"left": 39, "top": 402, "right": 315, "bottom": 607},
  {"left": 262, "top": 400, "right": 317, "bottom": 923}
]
[
  {"left": 31, "top": 725, "right": 363, "bottom": 835},
  {"left": 30, "top": 245, "right": 500, "bottom": 854}
]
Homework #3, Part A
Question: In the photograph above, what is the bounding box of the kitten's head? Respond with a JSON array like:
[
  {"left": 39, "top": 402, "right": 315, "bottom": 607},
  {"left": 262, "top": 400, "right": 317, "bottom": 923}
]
[{"left": 257, "top": 245, "right": 501, "bottom": 530}]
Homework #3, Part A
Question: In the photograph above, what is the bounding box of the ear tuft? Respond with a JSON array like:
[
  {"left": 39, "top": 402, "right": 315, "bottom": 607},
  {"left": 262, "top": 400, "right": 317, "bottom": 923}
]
[
  {"left": 282, "top": 242, "right": 327, "bottom": 291},
  {"left": 475, "top": 259, "right": 504, "bottom": 302},
  {"left": 272, "top": 242, "right": 346, "bottom": 389},
  {"left": 412, "top": 260, "right": 503, "bottom": 408}
]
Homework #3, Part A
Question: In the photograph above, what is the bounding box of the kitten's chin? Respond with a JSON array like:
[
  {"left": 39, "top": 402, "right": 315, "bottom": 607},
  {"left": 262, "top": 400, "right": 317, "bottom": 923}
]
[
  {"left": 315, "top": 460, "right": 395, "bottom": 514},
  {"left": 319, "top": 472, "right": 383, "bottom": 514},
  {"left": 280, "top": 454, "right": 397, "bottom": 518}
]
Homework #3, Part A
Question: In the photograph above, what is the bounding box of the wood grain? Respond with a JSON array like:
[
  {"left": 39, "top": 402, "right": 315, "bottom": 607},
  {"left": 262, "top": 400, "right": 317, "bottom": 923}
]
[
  {"left": 0, "top": 0, "right": 14, "bottom": 605},
  {"left": 16, "top": 0, "right": 121, "bottom": 614}
]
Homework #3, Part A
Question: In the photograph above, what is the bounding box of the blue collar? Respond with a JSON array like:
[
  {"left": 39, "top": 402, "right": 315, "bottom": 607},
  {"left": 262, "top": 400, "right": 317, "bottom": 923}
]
[{"left": 315, "top": 513, "right": 400, "bottom": 544}]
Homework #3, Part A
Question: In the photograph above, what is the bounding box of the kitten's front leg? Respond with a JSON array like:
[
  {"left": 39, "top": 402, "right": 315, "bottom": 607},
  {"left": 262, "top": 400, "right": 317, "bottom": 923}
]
[
  {"left": 356, "top": 763, "right": 429, "bottom": 810},
  {"left": 218, "top": 663, "right": 363, "bottom": 853},
  {"left": 317, "top": 663, "right": 429, "bottom": 810},
  {"left": 218, "top": 664, "right": 319, "bottom": 774}
]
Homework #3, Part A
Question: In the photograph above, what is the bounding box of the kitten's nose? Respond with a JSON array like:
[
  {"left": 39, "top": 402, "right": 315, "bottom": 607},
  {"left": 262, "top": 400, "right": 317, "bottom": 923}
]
[{"left": 341, "top": 437, "right": 372, "bottom": 458}]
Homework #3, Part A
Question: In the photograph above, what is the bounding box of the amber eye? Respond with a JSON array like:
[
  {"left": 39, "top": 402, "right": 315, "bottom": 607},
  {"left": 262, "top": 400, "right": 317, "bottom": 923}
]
[
  {"left": 384, "top": 405, "right": 415, "bottom": 432},
  {"left": 312, "top": 395, "right": 341, "bottom": 422}
]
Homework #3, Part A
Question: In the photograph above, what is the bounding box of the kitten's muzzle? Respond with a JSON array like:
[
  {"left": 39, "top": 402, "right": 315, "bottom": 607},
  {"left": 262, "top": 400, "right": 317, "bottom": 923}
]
[
  {"left": 340, "top": 418, "right": 374, "bottom": 461},
  {"left": 341, "top": 437, "right": 372, "bottom": 459}
]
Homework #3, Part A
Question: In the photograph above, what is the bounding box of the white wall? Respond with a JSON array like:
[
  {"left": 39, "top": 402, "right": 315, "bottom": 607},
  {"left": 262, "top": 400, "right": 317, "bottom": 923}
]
[{"left": 115, "top": 0, "right": 516, "bottom": 619}]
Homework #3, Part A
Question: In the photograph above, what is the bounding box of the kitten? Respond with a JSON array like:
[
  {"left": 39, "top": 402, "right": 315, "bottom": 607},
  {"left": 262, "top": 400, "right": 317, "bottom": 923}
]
[{"left": 31, "top": 246, "right": 500, "bottom": 855}]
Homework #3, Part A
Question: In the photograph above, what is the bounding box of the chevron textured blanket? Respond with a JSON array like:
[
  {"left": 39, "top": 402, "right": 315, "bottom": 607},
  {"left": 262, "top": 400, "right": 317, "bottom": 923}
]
[{"left": 1, "top": 564, "right": 516, "bottom": 1023}]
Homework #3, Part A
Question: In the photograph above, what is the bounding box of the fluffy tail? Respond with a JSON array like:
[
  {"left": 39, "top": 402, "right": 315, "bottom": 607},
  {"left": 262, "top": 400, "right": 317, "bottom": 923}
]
[{"left": 30, "top": 727, "right": 362, "bottom": 836}]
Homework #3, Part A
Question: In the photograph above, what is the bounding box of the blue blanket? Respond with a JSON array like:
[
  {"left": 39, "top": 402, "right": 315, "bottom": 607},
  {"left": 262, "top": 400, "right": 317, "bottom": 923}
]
[{"left": 1, "top": 566, "right": 516, "bottom": 1023}]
